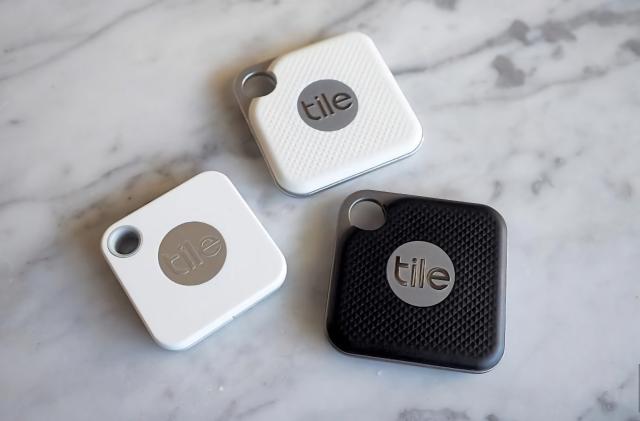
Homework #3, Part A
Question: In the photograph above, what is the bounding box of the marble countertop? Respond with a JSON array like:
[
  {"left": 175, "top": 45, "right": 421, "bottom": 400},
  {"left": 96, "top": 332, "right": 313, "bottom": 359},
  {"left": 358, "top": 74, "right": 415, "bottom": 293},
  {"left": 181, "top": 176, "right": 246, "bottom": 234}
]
[{"left": 1, "top": 1, "right": 639, "bottom": 420}]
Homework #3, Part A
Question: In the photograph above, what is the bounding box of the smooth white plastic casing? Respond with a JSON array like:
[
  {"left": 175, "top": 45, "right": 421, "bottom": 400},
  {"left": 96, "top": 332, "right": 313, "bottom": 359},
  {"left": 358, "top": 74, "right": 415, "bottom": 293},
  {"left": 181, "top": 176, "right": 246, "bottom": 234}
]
[
  {"left": 246, "top": 32, "right": 423, "bottom": 196},
  {"left": 100, "top": 172, "right": 286, "bottom": 350}
]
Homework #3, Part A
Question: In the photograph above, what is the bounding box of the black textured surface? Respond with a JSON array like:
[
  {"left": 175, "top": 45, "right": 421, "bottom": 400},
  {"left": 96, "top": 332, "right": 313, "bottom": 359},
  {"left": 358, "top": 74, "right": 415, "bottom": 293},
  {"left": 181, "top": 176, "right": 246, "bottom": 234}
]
[{"left": 327, "top": 196, "right": 506, "bottom": 371}]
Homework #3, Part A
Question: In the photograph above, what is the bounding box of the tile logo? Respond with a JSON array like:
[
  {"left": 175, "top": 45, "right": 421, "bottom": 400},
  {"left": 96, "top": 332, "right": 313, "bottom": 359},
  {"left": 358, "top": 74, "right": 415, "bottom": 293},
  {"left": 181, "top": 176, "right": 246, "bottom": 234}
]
[
  {"left": 158, "top": 222, "right": 226, "bottom": 286},
  {"left": 386, "top": 241, "right": 455, "bottom": 307},
  {"left": 297, "top": 79, "right": 358, "bottom": 131}
]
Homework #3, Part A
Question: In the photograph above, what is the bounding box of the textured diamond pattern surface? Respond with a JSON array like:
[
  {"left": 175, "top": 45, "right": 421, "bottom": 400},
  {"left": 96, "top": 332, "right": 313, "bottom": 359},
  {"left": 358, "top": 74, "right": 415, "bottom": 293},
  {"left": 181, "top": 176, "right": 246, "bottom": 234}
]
[
  {"left": 327, "top": 197, "right": 506, "bottom": 370},
  {"left": 249, "top": 32, "right": 422, "bottom": 194}
]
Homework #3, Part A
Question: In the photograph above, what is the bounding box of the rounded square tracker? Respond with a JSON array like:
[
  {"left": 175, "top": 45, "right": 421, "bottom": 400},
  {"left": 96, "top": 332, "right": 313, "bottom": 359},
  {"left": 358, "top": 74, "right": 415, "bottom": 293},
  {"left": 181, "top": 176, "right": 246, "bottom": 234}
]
[
  {"left": 101, "top": 172, "right": 286, "bottom": 350},
  {"left": 234, "top": 32, "right": 423, "bottom": 196},
  {"left": 326, "top": 191, "right": 507, "bottom": 372}
]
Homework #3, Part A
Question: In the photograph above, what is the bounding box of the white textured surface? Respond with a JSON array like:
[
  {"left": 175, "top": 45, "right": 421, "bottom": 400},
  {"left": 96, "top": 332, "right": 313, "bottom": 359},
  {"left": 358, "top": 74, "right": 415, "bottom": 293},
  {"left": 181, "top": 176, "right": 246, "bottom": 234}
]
[
  {"left": 101, "top": 171, "right": 286, "bottom": 350},
  {"left": 1, "top": 1, "right": 640, "bottom": 420},
  {"left": 250, "top": 32, "right": 422, "bottom": 195}
]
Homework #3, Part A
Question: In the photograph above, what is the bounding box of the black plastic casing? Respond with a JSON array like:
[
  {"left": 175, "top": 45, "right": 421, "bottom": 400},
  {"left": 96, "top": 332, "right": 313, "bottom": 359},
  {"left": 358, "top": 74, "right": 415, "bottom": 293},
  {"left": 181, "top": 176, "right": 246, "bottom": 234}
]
[{"left": 326, "top": 191, "right": 507, "bottom": 372}]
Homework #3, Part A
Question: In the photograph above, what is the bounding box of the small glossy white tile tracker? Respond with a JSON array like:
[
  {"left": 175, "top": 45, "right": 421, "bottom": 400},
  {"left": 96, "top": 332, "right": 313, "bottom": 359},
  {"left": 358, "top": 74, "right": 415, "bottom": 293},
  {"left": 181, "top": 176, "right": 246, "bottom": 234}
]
[
  {"left": 234, "top": 32, "right": 423, "bottom": 196},
  {"left": 101, "top": 172, "right": 286, "bottom": 350}
]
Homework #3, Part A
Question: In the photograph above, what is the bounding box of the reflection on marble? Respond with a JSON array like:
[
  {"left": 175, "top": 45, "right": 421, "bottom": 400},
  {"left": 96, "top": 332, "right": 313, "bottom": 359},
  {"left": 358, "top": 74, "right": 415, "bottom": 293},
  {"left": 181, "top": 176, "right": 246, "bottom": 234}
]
[{"left": 1, "top": 0, "right": 639, "bottom": 419}]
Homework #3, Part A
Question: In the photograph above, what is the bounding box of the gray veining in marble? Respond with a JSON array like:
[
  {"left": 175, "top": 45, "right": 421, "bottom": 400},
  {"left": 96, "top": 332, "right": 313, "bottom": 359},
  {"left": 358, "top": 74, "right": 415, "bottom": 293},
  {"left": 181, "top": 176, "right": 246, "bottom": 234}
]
[{"left": 1, "top": 0, "right": 640, "bottom": 420}]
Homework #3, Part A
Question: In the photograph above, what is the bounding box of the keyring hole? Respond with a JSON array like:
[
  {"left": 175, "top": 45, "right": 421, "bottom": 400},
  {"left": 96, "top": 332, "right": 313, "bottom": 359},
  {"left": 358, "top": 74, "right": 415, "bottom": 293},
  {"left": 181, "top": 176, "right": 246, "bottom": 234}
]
[
  {"left": 241, "top": 71, "right": 276, "bottom": 98},
  {"left": 349, "top": 200, "right": 386, "bottom": 231},
  {"left": 108, "top": 226, "right": 141, "bottom": 257}
]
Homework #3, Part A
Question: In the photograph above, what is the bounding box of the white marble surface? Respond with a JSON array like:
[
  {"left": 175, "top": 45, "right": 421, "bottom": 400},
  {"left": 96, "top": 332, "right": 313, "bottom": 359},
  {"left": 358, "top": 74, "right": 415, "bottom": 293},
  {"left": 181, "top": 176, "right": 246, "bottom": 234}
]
[{"left": 1, "top": 0, "right": 639, "bottom": 420}]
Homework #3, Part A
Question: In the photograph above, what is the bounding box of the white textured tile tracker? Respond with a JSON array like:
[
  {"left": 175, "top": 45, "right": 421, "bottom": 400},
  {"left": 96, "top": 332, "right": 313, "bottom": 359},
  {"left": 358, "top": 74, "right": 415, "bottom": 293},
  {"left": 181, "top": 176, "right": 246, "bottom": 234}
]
[{"left": 243, "top": 32, "right": 423, "bottom": 196}]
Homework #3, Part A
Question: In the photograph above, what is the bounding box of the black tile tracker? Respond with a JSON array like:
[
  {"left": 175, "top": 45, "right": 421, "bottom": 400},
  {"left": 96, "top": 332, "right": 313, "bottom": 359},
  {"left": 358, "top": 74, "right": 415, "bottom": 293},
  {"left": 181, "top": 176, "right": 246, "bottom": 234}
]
[{"left": 326, "top": 190, "right": 507, "bottom": 372}]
